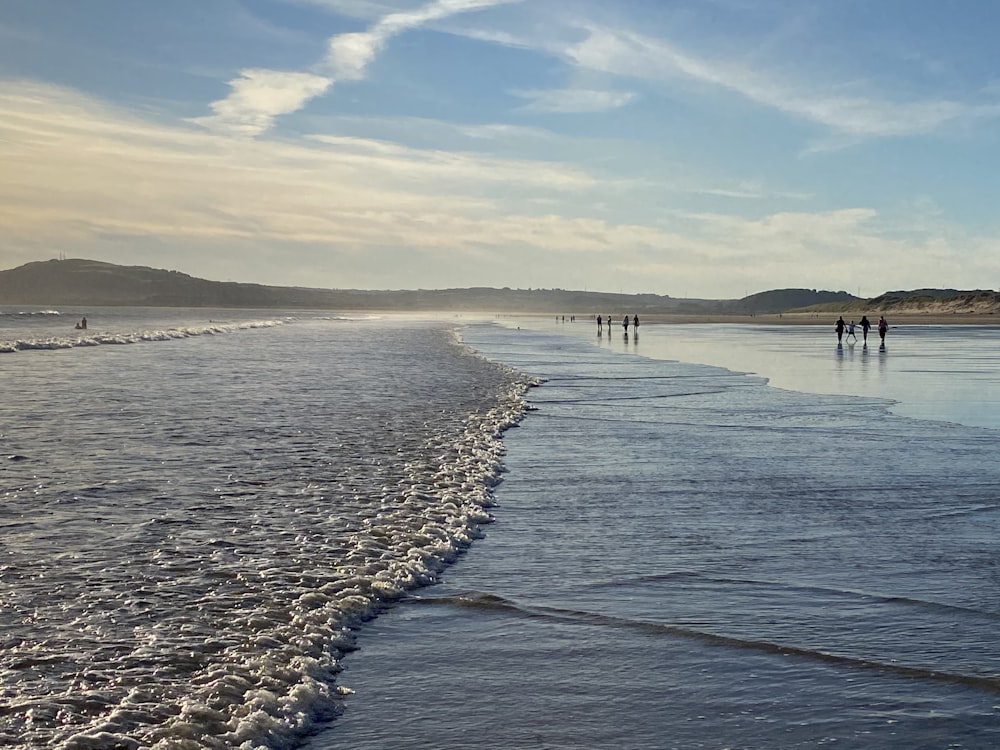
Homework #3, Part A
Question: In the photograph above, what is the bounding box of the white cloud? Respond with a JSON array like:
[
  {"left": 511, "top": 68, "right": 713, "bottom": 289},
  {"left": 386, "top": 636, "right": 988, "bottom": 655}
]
[
  {"left": 326, "top": 31, "right": 384, "bottom": 81},
  {"left": 454, "top": 121, "right": 552, "bottom": 140},
  {"left": 306, "top": 134, "right": 596, "bottom": 188},
  {"left": 563, "top": 24, "right": 1000, "bottom": 138},
  {"left": 0, "top": 82, "right": 602, "bottom": 252},
  {"left": 512, "top": 87, "right": 636, "bottom": 113},
  {"left": 194, "top": 69, "right": 333, "bottom": 137},
  {"left": 5, "top": 81, "right": 999, "bottom": 297},
  {"left": 322, "top": 0, "right": 523, "bottom": 77},
  {"left": 199, "top": 0, "right": 523, "bottom": 137}
]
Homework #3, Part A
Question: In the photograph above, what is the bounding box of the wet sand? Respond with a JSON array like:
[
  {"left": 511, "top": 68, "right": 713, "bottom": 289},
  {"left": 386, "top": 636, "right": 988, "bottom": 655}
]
[
  {"left": 501, "top": 312, "right": 1000, "bottom": 431},
  {"left": 493, "top": 311, "right": 1000, "bottom": 327},
  {"left": 622, "top": 312, "right": 1000, "bottom": 326}
]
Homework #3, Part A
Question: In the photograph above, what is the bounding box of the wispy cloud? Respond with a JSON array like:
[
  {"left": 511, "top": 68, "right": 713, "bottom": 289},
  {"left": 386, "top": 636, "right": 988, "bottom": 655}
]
[
  {"left": 325, "top": 0, "right": 523, "bottom": 77},
  {"left": 6, "top": 80, "right": 998, "bottom": 296},
  {"left": 563, "top": 24, "right": 1000, "bottom": 138},
  {"left": 306, "top": 134, "right": 596, "bottom": 189},
  {"left": 0, "top": 81, "right": 599, "bottom": 251},
  {"left": 199, "top": 0, "right": 523, "bottom": 137},
  {"left": 512, "top": 87, "right": 636, "bottom": 113}
]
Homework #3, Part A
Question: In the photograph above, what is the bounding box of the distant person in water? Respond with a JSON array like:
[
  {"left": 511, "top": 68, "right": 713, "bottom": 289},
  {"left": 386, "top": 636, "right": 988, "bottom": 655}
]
[
  {"left": 607, "top": 315, "right": 612, "bottom": 332},
  {"left": 878, "top": 316, "right": 888, "bottom": 343},
  {"left": 622, "top": 315, "right": 629, "bottom": 333},
  {"left": 75, "top": 317, "right": 87, "bottom": 330},
  {"left": 597, "top": 315, "right": 602, "bottom": 332},
  {"left": 835, "top": 316, "right": 845, "bottom": 343},
  {"left": 859, "top": 315, "right": 871, "bottom": 344},
  {"left": 633, "top": 314, "right": 639, "bottom": 331}
]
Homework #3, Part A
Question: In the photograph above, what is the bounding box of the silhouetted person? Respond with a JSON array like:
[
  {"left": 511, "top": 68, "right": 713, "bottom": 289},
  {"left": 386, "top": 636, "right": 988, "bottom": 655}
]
[
  {"left": 597, "top": 315, "right": 603, "bottom": 332},
  {"left": 835, "top": 316, "right": 845, "bottom": 343},
  {"left": 847, "top": 321, "right": 857, "bottom": 342},
  {"left": 633, "top": 314, "right": 639, "bottom": 332},
  {"left": 878, "top": 316, "right": 888, "bottom": 343},
  {"left": 860, "top": 315, "right": 871, "bottom": 344}
]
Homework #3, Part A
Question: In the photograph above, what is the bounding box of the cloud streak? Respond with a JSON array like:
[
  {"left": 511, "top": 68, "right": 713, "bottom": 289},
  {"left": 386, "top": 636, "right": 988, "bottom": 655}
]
[
  {"left": 5, "top": 80, "right": 998, "bottom": 296},
  {"left": 199, "top": 0, "right": 523, "bottom": 137},
  {"left": 512, "top": 87, "right": 636, "bottom": 113},
  {"left": 325, "top": 0, "right": 523, "bottom": 78},
  {"left": 559, "top": 23, "right": 1000, "bottom": 138},
  {"left": 0, "top": 82, "right": 615, "bottom": 257}
]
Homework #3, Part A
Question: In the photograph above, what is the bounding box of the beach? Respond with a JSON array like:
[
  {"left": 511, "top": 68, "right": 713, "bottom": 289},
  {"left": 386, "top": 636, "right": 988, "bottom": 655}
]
[
  {"left": 305, "top": 317, "right": 1000, "bottom": 749},
  {"left": 2, "top": 308, "right": 998, "bottom": 749},
  {"left": 518, "top": 311, "right": 1000, "bottom": 326}
]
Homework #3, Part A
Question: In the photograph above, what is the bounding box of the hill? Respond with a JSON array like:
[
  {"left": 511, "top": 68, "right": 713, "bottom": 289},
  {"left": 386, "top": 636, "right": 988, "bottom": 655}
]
[
  {"left": 865, "top": 289, "right": 1000, "bottom": 313},
  {"left": 718, "top": 288, "right": 856, "bottom": 314},
  {"left": 0, "top": 258, "right": 861, "bottom": 314},
  {"left": 0, "top": 259, "right": 339, "bottom": 308},
  {"left": 796, "top": 289, "right": 1000, "bottom": 315},
  {"left": 0, "top": 259, "right": 689, "bottom": 311}
]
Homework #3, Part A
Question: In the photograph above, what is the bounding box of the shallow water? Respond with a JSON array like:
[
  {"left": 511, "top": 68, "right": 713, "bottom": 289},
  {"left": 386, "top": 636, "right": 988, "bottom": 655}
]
[
  {"left": 0, "top": 310, "right": 527, "bottom": 748},
  {"left": 309, "top": 321, "right": 1000, "bottom": 750},
  {"left": 584, "top": 320, "right": 1000, "bottom": 430}
]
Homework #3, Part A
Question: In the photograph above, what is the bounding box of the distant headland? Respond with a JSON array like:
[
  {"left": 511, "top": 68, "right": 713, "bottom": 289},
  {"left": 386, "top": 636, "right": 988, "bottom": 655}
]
[{"left": 1, "top": 258, "right": 998, "bottom": 318}]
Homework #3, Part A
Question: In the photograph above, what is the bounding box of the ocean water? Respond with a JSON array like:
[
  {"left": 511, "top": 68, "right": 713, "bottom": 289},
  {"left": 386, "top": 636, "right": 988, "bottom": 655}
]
[
  {"left": 306, "top": 318, "right": 1000, "bottom": 750},
  {"left": 2, "top": 309, "right": 999, "bottom": 749},
  {"left": 0, "top": 307, "right": 529, "bottom": 749}
]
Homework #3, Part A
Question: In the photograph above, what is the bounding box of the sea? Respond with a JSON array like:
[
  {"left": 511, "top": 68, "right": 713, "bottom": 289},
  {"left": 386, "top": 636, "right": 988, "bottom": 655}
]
[{"left": 1, "top": 307, "right": 998, "bottom": 750}]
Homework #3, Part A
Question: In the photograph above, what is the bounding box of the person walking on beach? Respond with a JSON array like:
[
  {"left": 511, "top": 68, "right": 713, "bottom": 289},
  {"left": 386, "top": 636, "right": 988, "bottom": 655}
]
[
  {"left": 633, "top": 314, "right": 639, "bottom": 332},
  {"left": 597, "top": 315, "right": 602, "bottom": 332},
  {"left": 878, "top": 316, "right": 888, "bottom": 343},
  {"left": 622, "top": 315, "right": 629, "bottom": 334},
  {"left": 860, "top": 315, "right": 871, "bottom": 344},
  {"left": 835, "top": 316, "right": 845, "bottom": 343},
  {"left": 846, "top": 321, "right": 858, "bottom": 343}
]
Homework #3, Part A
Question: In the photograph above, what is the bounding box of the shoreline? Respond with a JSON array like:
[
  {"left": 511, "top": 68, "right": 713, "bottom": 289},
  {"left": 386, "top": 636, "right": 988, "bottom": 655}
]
[
  {"left": 643, "top": 312, "right": 1000, "bottom": 326},
  {"left": 505, "top": 311, "right": 1000, "bottom": 326}
]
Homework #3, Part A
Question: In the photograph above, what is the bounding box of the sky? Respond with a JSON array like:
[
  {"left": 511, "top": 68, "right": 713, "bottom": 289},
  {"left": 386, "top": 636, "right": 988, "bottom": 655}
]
[{"left": 2, "top": 0, "right": 999, "bottom": 299}]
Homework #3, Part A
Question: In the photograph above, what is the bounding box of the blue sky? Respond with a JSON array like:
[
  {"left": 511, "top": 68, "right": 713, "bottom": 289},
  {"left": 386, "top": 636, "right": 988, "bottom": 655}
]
[{"left": 2, "top": 0, "right": 999, "bottom": 298}]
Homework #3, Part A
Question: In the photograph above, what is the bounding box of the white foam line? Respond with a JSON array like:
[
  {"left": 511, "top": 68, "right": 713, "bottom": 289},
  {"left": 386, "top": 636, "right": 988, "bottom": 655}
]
[{"left": 0, "top": 319, "right": 288, "bottom": 354}]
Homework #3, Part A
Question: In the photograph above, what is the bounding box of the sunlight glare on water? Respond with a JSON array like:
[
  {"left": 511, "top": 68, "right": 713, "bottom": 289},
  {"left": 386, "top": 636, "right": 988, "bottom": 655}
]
[{"left": 547, "top": 319, "right": 1000, "bottom": 431}]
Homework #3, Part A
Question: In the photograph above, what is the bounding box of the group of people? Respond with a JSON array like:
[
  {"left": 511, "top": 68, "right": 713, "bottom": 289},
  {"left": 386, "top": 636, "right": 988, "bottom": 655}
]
[
  {"left": 836, "top": 315, "right": 887, "bottom": 345},
  {"left": 596, "top": 314, "right": 640, "bottom": 334},
  {"left": 584, "top": 312, "right": 890, "bottom": 346}
]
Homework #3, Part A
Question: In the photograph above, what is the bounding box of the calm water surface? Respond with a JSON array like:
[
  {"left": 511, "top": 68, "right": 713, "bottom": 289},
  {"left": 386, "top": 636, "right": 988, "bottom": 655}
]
[
  {"left": 310, "top": 319, "right": 1000, "bottom": 750},
  {"left": 588, "top": 320, "right": 1000, "bottom": 430}
]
